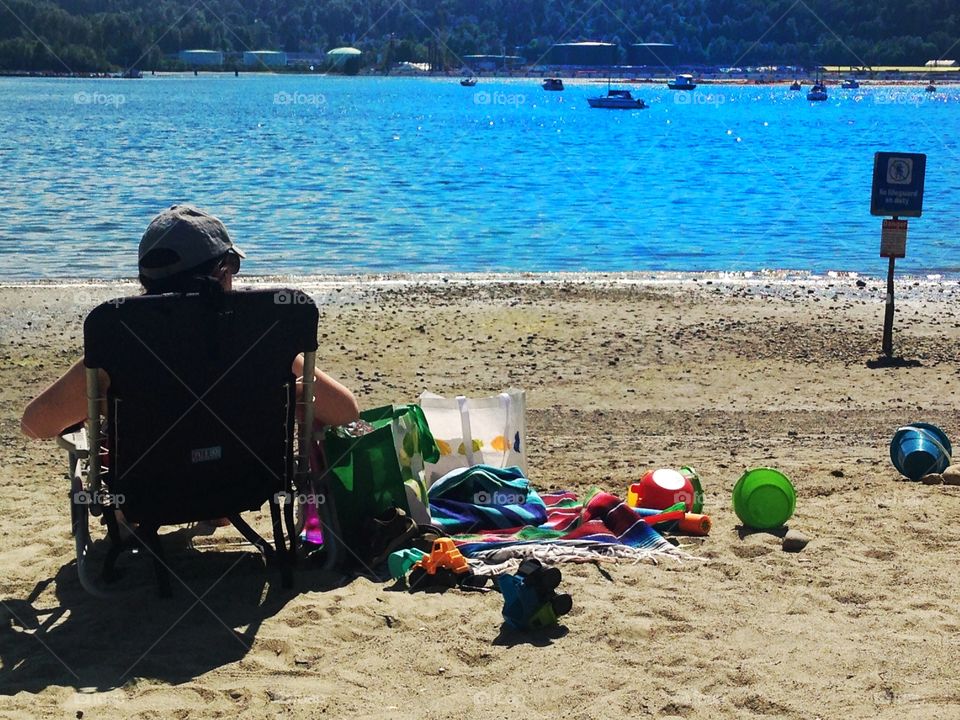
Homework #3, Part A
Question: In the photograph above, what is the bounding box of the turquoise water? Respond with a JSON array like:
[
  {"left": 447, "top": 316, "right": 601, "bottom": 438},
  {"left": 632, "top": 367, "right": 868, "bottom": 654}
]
[{"left": 1, "top": 75, "right": 959, "bottom": 280}]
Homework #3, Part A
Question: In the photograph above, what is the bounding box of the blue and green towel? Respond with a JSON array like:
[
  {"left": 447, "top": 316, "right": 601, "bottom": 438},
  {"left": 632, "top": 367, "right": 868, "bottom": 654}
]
[{"left": 427, "top": 465, "right": 547, "bottom": 533}]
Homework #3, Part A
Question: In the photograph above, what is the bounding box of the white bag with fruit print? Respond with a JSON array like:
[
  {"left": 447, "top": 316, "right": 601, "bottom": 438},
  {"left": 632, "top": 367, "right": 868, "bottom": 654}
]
[{"left": 418, "top": 389, "right": 527, "bottom": 485}]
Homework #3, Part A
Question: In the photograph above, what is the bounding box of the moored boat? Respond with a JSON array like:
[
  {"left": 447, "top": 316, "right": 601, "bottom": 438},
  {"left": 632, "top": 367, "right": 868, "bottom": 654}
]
[
  {"left": 667, "top": 73, "right": 696, "bottom": 90},
  {"left": 587, "top": 88, "right": 647, "bottom": 109},
  {"left": 542, "top": 78, "right": 564, "bottom": 91},
  {"left": 807, "top": 83, "right": 828, "bottom": 101}
]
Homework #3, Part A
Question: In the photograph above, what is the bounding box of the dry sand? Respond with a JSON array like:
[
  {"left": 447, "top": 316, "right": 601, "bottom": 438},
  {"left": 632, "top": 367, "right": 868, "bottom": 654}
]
[{"left": 2, "top": 273, "right": 959, "bottom": 719}]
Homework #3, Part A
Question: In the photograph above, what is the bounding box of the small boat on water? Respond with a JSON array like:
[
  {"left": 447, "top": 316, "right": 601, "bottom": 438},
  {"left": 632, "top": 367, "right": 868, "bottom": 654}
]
[
  {"left": 667, "top": 73, "right": 696, "bottom": 90},
  {"left": 807, "top": 72, "right": 828, "bottom": 102},
  {"left": 841, "top": 78, "right": 860, "bottom": 89},
  {"left": 460, "top": 77, "right": 477, "bottom": 87},
  {"left": 807, "top": 83, "right": 828, "bottom": 101},
  {"left": 789, "top": 80, "right": 802, "bottom": 91},
  {"left": 926, "top": 82, "right": 937, "bottom": 92},
  {"left": 542, "top": 78, "right": 564, "bottom": 91},
  {"left": 806, "top": 69, "right": 828, "bottom": 101},
  {"left": 587, "top": 88, "right": 647, "bottom": 109}
]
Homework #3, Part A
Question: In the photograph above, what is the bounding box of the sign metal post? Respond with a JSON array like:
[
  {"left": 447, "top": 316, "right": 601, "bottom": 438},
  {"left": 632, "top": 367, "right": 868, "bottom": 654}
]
[{"left": 871, "top": 152, "right": 926, "bottom": 358}]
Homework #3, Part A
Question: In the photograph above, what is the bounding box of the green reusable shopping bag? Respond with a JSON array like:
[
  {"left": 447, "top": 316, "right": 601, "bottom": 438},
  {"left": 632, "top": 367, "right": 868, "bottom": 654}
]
[{"left": 324, "top": 405, "right": 439, "bottom": 559}]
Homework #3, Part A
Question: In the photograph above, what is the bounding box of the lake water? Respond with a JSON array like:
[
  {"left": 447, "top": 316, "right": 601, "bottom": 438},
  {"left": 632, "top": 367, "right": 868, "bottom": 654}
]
[{"left": 1, "top": 74, "right": 959, "bottom": 280}]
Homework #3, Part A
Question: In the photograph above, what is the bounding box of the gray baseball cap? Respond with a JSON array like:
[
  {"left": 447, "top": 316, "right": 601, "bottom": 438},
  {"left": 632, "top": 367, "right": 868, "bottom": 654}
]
[{"left": 138, "top": 205, "right": 245, "bottom": 280}]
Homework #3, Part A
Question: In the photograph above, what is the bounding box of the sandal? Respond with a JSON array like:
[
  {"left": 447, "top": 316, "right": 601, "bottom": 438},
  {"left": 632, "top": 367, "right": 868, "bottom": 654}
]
[
  {"left": 367, "top": 508, "right": 420, "bottom": 567},
  {"left": 410, "top": 523, "right": 449, "bottom": 553}
]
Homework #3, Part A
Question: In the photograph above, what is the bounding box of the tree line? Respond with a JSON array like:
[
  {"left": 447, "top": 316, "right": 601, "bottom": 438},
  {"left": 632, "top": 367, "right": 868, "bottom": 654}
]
[{"left": 1, "top": 0, "right": 957, "bottom": 72}]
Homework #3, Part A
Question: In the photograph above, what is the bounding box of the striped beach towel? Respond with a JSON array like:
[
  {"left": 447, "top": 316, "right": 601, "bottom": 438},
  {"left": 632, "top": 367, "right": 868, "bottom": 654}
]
[{"left": 429, "top": 479, "right": 686, "bottom": 565}]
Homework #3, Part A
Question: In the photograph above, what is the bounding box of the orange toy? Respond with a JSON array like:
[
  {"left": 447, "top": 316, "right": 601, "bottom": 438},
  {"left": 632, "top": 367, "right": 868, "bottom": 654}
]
[
  {"left": 677, "top": 513, "right": 712, "bottom": 536},
  {"left": 412, "top": 538, "right": 470, "bottom": 576}
]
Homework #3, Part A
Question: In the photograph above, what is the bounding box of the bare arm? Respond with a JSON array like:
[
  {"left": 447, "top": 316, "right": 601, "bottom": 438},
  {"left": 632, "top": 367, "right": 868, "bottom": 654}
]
[
  {"left": 292, "top": 354, "right": 360, "bottom": 427},
  {"left": 22, "top": 355, "right": 358, "bottom": 439},
  {"left": 21, "top": 359, "right": 99, "bottom": 439}
]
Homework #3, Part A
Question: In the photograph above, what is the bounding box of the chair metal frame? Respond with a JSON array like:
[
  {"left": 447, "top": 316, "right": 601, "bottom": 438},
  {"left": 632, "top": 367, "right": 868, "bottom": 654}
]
[{"left": 60, "top": 291, "right": 342, "bottom": 597}]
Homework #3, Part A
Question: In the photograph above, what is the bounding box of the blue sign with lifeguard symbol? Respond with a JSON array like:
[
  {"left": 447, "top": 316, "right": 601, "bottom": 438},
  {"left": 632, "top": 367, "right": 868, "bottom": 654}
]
[{"left": 871, "top": 152, "right": 926, "bottom": 217}]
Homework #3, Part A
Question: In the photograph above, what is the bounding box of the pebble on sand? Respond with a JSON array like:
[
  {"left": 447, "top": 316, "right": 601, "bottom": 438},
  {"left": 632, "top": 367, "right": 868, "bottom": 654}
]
[
  {"left": 942, "top": 465, "right": 960, "bottom": 486},
  {"left": 782, "top": 529, "right": 810, "bottom": 553},
  {"left": 920, "top": 473, "right": 944, "bottom": 485}
]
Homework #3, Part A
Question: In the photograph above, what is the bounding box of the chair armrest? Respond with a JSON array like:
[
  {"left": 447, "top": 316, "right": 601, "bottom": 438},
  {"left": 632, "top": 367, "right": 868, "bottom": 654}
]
[{"left": 57, "top": 423, "right": 89, "bottom": 458}]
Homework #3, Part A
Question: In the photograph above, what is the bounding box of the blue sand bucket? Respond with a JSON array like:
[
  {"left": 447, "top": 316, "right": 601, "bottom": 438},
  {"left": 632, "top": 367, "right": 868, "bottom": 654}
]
[{"left": 890, "top": 423, "right": 952, "bottom": 481}]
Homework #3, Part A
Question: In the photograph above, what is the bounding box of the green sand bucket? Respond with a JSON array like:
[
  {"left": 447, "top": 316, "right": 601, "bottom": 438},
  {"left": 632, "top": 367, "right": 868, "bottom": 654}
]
[{"left": 732, "top": 467, "right": 796, "bottom": 530}]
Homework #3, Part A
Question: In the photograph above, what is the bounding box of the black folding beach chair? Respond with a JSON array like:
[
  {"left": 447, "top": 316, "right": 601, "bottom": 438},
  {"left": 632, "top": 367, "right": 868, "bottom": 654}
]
[{"left": 58, "top": 288, "right": 341, "bottom": 596}]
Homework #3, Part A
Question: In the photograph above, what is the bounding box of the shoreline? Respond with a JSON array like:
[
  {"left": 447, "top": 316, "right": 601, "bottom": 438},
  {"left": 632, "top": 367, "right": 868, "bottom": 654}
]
[
  {"left": 2, "top": 269, "right": 957, "bottom": 298},
  {"left": 2, "top": 71, "right": 956, "bottom": 85}
]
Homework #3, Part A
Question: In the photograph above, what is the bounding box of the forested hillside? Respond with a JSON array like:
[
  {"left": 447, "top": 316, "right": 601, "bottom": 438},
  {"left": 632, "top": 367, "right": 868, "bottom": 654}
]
[{"left": 1, "top": 0, "right": 957, "bottom": 72}]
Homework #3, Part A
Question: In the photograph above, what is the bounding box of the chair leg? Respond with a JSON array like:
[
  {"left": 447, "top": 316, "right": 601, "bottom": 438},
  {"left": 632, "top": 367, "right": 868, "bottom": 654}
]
[
  {"left": 269, "top": 498, "right": 293, "bottom": 589},
  {"left": 228, "top": 514, "right": 276, "bottom": 562},
  {"left": 70, "top": 473, "right": 113, "bottom": 597},
  {"left": 283, "top": 498, "right": 298, "bottom": 568},
  {"left": 101, "top": 509, "right": 125, "bottom": 583},
  {"left": 138, "top": 525, "right": 172, "bottom": 598}
]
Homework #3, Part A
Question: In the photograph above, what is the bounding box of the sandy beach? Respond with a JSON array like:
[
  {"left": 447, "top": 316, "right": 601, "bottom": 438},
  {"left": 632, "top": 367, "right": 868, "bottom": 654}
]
[{"left": 1, "top": 273, "right": 959, "bottom": 719}]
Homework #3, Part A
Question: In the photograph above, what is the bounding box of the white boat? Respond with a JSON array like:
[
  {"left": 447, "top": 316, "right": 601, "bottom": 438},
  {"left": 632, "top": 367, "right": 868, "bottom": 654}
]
[
  {"left": 588, "top": 85, "right": 647, "bottom": 109},
  {"left": 667, "top": 73, "right": 696, "bottom": 90},
  {"left": 460, "top": 76, "right": 477, "bottom": 87},
  {"left": 841, "top": 78, "right": 860, "bottom": 89},
  {"left": 112, "top": 68, "right": 142, "bottom": 79}
]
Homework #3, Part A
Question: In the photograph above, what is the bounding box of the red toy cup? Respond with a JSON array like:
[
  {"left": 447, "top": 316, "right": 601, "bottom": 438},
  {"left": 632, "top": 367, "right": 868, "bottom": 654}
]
[{"left": 629, "top": 468, "right": 696, "bottom": 511}]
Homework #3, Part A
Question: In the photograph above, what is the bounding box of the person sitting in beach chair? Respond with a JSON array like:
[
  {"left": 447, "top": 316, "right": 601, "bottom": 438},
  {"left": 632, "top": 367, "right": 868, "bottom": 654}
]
[
  {"left": 20, "top": 205, "right": 359, "bottom": 595},
  {"left": 21, "top": 205, "right": 358, "bottom": 439}
]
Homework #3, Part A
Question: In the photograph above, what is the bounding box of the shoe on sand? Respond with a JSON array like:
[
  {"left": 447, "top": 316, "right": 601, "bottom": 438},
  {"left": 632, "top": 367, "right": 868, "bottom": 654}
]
[{"left": 367, "top": 508, "right": 419, "bottom": 567}]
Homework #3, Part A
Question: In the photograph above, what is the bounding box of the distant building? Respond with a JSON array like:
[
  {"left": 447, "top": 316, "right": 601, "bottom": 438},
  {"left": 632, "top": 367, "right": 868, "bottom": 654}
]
[
  {"left": 463, "top": 54, "right": 526, "bottom": 71},
  {"left": 546, "top": 42, "right": 617, "bottom": 67},
  {"left": 392, "top": 61, "right": 430, "bottom": 74},
  {"left": 243, "top": 51, "right": 288, "bottom": 68},
  {"left": 327, "top": 47, "right": 362, "bottom": 74},
  {"left": 178, "top": 49, "right": 224, "bottom": 66},
  {"left": 925, "top": 59, "right": 956, "bottom": 67},
  {"left": 627, "top": 43, "right": 675, "bottom": 67},
  {"left": 823, "top": 64, "right": 960, "bottom": 75}
]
